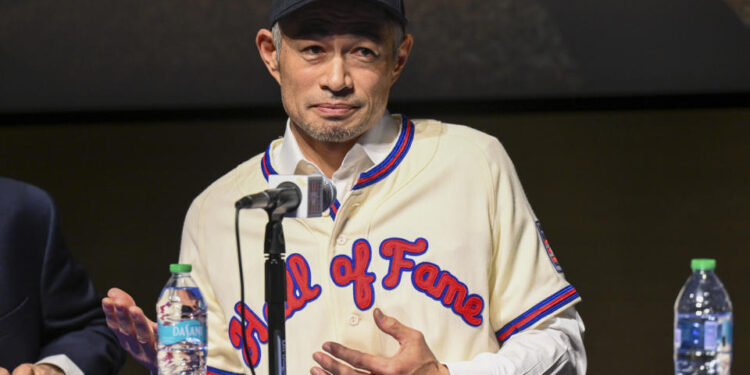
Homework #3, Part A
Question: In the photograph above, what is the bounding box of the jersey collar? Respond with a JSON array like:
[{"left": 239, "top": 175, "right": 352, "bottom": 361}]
[
  {"left": 276, "top": 112, "right": 399, "bottom": 177},
  {"left": 261, "top": 114, "right": 415, "bottom": 220}
]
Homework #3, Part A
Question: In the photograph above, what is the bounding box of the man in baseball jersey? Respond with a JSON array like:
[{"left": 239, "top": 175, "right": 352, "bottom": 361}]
[{"left": 103, "top": 0, "right": 586, "bottom": 374}]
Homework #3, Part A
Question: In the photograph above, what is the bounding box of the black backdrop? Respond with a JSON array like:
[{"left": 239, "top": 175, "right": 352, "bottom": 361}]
[{"left": 1, "top": 0, "right": 750, "bottom": 112}]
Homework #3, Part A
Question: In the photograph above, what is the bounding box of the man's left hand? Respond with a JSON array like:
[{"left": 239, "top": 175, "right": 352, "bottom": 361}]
[
  {"left": 1, "top": 364, "right": 64, "bottom": 375},
  {"left": 311, "top": 308, "right": 450, "bottom": 375}
]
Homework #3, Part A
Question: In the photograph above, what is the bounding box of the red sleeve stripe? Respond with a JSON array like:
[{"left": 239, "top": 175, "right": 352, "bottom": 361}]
[
  {"left": 495, "top": 285, "right": 579, "bottom": 343},
  {"left": 207, "top": 366, "right": 243, "bottom": 375}
]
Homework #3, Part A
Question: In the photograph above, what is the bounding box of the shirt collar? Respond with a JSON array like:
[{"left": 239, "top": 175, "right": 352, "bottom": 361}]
[{"left": 275, "top": 111, "right": 399, "bottom": 176}]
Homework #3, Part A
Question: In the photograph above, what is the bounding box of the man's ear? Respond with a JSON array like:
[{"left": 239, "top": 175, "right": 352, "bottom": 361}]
[
  {"left": 256, "top": 29, "right": 281, "bottom": 84},
  {"left": 391, "top": 34, "right": 413, "bottom": 85}
]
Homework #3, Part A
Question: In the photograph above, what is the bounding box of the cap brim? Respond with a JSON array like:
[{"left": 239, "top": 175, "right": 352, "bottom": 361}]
[{"left": 270, "top": 0, "right": 407, "bottom": 27}]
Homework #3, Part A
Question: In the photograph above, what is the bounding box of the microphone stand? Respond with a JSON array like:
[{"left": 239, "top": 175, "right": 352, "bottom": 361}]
[
  {"left": 261, "top": 182, "right": 300, "bottom": 375},
  {"left": 235, "top": 181, "right": 311, "bottom": 375},
  {"left": 264, "top": 212, "right": 287, "bottom": 375}
]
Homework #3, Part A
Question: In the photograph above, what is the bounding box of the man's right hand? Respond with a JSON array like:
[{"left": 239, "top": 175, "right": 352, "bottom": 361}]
[{"left": 102, "top": 288, "right": 158, "bottom": 374}]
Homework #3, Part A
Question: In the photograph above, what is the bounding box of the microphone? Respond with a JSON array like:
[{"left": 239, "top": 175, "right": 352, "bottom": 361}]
[{"left": 235, "top": 175, "right": 336, "bottom": 218}]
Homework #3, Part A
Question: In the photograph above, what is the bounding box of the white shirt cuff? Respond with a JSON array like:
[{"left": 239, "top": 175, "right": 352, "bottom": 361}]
[
  {"left": 444, "top": 307, "right": 586, "bottom": 375},
  {"left": 36, "top": 354, "right": 84, "bottom": 375}
]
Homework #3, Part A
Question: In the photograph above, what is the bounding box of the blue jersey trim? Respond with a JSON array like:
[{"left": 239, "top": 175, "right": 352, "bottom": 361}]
[
  {"left": 353, "top": 116, "right": 414, "bottom": 190},
  {"left": 261, "top": 144, "right": 277, "bottom": 181},
  {"left": 207, "top": 366, "right": 243, "bottom": 375},
  {"left": 259, "top": 116, "right": 414, "bottom": 221},
  {"left": 495, "top": 285, "right": 579, "bottom": 343}
]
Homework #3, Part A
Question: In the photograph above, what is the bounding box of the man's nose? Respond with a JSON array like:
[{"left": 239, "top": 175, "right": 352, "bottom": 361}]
[{"left": 320, "top": 56, "right": 353, "bottom": 94}]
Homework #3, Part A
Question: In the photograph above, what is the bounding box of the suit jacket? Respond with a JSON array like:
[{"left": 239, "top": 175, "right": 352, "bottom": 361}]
[{"left": 0, "top": 177, "right": 125, "bottom": 374}]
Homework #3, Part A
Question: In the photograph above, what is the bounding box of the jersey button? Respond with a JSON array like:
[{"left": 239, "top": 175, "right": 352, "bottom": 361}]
[
  {"left": 336, "top": 235, "right": 347, "bottom": 245},
  {"left": 348, "top": 313, "right": 360, "bottom": 326}
]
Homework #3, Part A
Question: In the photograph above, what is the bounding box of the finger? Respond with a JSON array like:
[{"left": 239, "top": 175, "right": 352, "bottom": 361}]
[
  {"left": 312, "top": 352, "right": 368, "bottom": 375},
  {"left": 102, "top": 297, "right": 121, "bottom": 330},
  {"left": 11, "top": 364, "right": 33, "bottom": 375},
  {"left": 0, "top": 366, "right": 9, "bottom": 375},
  {"left": 107, "top": 287, "right": 137, "bottom": 306},
  {"left": 130, "top": 306, "right": 156, "bottom": 344},
  {"left": 130, "top": 306, "right": 159, "bottom": 369},
  {"left": 114, "top": 303, "right": 136, "bottom": 334},
  {"left": 322, "top": 342, "right": 387, "bottom": 372},
  {"left": 105, "top": 288, "right": 138, "bottom": 337},
  {"left": 111, "top": 302, "right": 143, "bottom": 356},
  {"left": 104, "top": 298, "right": 153, "bottom": 367},
  {"left": 372, "top": 308, "right": 418, "bottom": 344},
  {"left": 34, "top": 364, "right": 64, "bottom": 375}
]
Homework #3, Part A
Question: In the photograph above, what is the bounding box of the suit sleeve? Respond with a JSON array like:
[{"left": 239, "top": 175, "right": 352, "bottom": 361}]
[{"left": 35, "top": 189, "right": 126, "bottom": 375}]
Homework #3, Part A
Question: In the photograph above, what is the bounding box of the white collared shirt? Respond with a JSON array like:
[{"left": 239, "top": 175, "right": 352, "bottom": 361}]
[
  {"left": 273, "top": 112, "right": 400, "bottom": 203},
  {"left": 268, "top": 112, "right": 586, "bottom": 375}
]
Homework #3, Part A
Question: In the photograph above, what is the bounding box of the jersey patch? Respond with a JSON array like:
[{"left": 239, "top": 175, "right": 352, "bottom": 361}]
[
  {"left": 228, "top": 302, "right": 268, "bottom": 369},
  {"left": 411, "top": 262, "right": 485, "bottom": 326},
  {"left": 378, "top": 237, "right": 484, "bottom": 327},
  {"left": 228, "top": 253, "right": 320, "bottom": 368},
  {"left": 535, "top": 221, "right": 563, "bottom": 273},
  {"left": 330, "top": 239, "right": 377, "bottom": 310},
  {"left": 285, "top": 253, "right": 323, "bottom": 318},
  {"left": 380, "top": 237, "right": 428, "bottom": 289},
  {"left": 230, "top": 237, "right": 488, "bottom": 369}
]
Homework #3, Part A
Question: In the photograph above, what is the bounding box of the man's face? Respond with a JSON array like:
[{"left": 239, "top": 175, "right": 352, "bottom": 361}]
[{"left": 273, "top": 1, "right": 407, "bottom": 143}]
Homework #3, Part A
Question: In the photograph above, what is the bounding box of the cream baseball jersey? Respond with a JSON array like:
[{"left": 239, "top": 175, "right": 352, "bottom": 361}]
[{"left": 178, "top": 115, "right": 580, "bottom": 375}]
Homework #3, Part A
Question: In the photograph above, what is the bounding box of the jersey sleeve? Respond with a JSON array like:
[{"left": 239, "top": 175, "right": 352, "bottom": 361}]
[
  {"left": 179, "top": 195, "right": 246, "bottom": 374},
  {"left": 485, "top": 137, "right": 580, "bottom": 345}
]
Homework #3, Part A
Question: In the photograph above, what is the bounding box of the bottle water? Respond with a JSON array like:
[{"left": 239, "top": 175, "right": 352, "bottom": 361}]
[
  {"left": 157, "top": 264, "right": 207, "bottom": 375},
  {"left": 674, "top": 258, "right": 732, "bottom": 375}
]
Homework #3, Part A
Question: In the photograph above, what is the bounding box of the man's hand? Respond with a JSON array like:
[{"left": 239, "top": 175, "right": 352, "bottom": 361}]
[
  {"left": 311, "top": 308, "right": 450, "bottom": 375},
  {"left": 101, "top": 287, "right": 158, "bottom": 374},
  {"left": 0, "top": 364, "right": 64, "bottom": 375}
]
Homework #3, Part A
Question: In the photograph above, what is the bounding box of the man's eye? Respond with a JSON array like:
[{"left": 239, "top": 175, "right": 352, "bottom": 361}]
[
  {"left": 303, "top": 46, "right": 324, "bottom": 55},
  {"left": 356, "top": 48, "right": 376, "bottom": 57}
]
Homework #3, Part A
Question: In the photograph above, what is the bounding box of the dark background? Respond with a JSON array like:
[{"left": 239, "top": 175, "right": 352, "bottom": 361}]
[
  {"left": 2, "top": 0, "right": 750, "bottom": 112},
  {"left": 1, "top": 0, "right": 749, "bottom": 374}
]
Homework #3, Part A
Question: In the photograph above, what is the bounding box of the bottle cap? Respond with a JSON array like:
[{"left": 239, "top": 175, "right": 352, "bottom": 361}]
[
  {"left": 170, "top": 263, "right": 192, "bottom": 273},
  {"left": 690, "top": 258, "right": 716, "bottom": 271}
]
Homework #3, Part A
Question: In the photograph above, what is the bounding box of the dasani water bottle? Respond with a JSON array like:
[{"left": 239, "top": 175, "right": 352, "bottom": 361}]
[
  {"left": 674, "top": 258, "right": 732, "bottom": 375},
  {"left": 157, "top": 263, "right": 207, "bottom": 375}
]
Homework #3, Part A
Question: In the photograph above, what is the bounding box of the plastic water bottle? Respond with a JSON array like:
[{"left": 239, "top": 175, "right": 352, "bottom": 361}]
[
  {"left": 674, "top": 258, "right": 732, "bottom": 375},
  {"left": 157, "top": 264, "right": 207, "bottom": 375}
]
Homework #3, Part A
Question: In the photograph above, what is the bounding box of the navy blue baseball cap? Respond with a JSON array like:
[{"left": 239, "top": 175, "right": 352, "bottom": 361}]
[{"left": 269, "top": 0, "right": 407, "bottom": 27}]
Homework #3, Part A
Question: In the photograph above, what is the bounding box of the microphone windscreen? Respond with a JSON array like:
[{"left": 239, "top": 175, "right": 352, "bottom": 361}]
[{"left": 268, "top": 175, "right": 336, "bottom": 218}]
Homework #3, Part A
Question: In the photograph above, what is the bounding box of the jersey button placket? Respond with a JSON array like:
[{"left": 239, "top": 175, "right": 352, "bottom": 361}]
[
  {"left": 347, "top": 313, "right": 360, "bottom": 326},
  {"left": 336, "top": 235, "right": 347, "bottom": 246}
]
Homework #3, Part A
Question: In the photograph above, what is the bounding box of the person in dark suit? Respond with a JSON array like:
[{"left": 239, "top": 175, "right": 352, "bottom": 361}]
[{"left": 0, "top": 177, "right": 125, "bottom": 375}]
